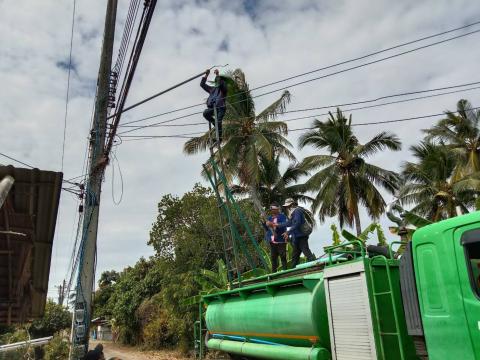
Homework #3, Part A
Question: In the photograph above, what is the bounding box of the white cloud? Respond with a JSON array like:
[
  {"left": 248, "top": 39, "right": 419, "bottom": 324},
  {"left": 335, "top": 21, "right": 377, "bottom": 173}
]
[{"left": 1, "top": 0, "right": 479, "bottom": 296}]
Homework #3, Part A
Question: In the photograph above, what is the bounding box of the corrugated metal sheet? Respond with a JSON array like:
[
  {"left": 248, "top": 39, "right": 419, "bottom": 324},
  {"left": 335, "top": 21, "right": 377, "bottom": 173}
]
[
  {"left": 325, "top": 269, "right": 377, "bottom": 360},
  {"left": 0, "top": 165, "right": 62, "bottom": 324}
]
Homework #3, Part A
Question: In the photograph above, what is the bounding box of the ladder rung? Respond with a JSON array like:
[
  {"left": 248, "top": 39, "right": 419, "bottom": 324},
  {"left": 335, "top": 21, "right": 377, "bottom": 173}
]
[
  {"left": 380, "top": 332, "right": 400, "bottom": 336},
  {"left": 374, "top": 291, "right": 392, "bottom": 296}
]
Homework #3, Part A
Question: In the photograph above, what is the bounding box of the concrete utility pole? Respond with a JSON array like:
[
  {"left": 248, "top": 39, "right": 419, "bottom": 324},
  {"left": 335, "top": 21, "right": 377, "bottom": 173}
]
[
  {"left": 70, "top": 0, "right": 117, "bottom": 358},
  {"left": 57, "top": 279, "right": 66, "bottom": 306}
]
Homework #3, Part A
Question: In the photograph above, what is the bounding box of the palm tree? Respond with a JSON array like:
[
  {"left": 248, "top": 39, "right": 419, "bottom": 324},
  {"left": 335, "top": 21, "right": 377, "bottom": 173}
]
[
  {"left": 400, "top": 141, "right": 480, "bottom": 221},
  {"left": 299, "top": 108, "right": 401, "bottom": 235},
  {"left": 424, "top": 99, "right": 480, "bottom": 177},
  {"left": 184, "top": 69, "right": 295, "bottom": 211},
  {"left": 231, "top": 154, "right": 312, "bottom": 208}
]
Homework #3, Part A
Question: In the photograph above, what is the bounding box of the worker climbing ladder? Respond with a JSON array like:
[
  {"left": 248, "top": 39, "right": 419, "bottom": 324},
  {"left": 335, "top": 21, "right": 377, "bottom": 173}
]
[{"left": 203, "top": 109, "right": 268, "bottom": 287}]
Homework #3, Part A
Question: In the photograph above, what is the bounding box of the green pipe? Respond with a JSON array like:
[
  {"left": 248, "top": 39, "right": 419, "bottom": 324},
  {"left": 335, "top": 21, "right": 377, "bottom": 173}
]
[{"left": 207, "top": 339, "right": 330, "bottom": 360}]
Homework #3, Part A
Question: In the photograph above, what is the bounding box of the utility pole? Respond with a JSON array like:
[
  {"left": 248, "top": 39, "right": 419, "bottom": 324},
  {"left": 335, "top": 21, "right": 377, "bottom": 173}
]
[
  {"left": 57, "top": 280, "right": 66, "bottom": 305},
  {"left": 69, "top": 1, "right": 117, "bottom": 358}
]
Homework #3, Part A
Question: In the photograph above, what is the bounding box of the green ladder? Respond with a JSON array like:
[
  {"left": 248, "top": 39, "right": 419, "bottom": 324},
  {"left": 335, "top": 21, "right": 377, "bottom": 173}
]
[
  {"left": 203, "top": 118, "right": 267, "bottom": 286},
  {"left": 193, "top": 301, "right": 205, "bottom": 360},
  {"left": 368, "top": 256, "right": 406, "bottom": 360}
]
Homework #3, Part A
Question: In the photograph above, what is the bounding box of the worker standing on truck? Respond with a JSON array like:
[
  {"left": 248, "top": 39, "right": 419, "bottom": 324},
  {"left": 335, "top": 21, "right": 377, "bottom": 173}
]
[
  {"left": 200, "top": 68, "right": 227, "bottom": 142},
  {"left": 262, "top": 202, "right": 288, "bottom": 273},
  {"left": 269, "top": 198, "right": 315, "bottom": 268}
]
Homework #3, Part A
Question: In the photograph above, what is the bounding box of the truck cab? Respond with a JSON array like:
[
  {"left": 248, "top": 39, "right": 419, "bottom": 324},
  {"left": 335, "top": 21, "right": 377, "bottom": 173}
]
[{"left": 411, "top": 212, "right": 480, "bottom": 359}]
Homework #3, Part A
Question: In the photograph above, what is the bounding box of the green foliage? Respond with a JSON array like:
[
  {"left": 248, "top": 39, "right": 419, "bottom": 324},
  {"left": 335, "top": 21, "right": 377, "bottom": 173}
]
[
  {"left": 44, "top": 333, "right": 69, "bottom": 360},
  {"left": 99, "top": 270, "right": 120, "bottom": 287},
  {"left": 231, "top": 155, "right": 312, "bottom": 209},
  {"left": 184, "top": 69, "right": 295, "bottom": 206},
  {"left": 400, "top": 141, "right": 480, "bottom": 221},
  {"left": 94, "top": 183, "right": 271, "bottom": 351},
  {"left": 330, "top": 224, "right": 341, "bottom": 246},
  {"left": 402, "top": 99, "right": 480, "bottom": 220},
  {"left": 332, "top": 222, "right": 389, "bottom": 246},
  {"left": 299, "top": 108, "right": 401, "bottom": 235},
  {"left": 107, "top": 257, "right": 161, "bottom": 345},
  {"left": 423, "top": 99, "right": 480, "bottom": 175},
  {"left": 148, "top": 184, "right": 225, "bottom": 269},
  {"left": 93, "top": 282, "right": 115, "bottom": 318},
  {"left": 402, "top": 210, "right": 432, "bottom": 228},
  {"left": 30, "top": 300, "right": 71, "bottom": 338},
  {"left": 0, "top": 328, "right": 34, "bottom": 360}
]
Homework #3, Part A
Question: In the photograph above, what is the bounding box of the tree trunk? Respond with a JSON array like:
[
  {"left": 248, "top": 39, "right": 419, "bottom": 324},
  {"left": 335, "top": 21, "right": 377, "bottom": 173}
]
[
  {"left": 354, "top": 210, "right": 362, "bottom": 236},
  {"left": 249, "top": 184, "right": 264, "bottom": 216}
]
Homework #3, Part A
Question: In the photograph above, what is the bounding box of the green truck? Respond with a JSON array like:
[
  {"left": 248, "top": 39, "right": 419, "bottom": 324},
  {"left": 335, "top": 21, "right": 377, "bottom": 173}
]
[{"left": 196, "top": 211, "right": 480, "bottom": 360}]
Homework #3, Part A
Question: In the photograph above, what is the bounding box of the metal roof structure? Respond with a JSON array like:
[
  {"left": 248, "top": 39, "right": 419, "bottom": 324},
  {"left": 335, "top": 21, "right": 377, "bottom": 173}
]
[{"left": 0, "top": 165, "right": 62, "bottom": 325}]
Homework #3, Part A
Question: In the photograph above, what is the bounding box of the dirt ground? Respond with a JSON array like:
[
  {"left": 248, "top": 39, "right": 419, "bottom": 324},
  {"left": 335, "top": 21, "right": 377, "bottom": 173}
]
[{"left": 89, "top": 340, "right": 190, "bottom": 360}]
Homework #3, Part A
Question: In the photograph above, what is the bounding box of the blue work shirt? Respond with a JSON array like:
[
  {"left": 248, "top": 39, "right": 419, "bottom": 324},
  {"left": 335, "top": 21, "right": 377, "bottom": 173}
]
[
  {"left": 200, "top": 76, "right": 227, "bottom": 108},
  {"left": 262, "top": 213, "right": 288, "bottom": 243},
  {"left": 279, "top": 207, "right": 306, "bottom": 240}
]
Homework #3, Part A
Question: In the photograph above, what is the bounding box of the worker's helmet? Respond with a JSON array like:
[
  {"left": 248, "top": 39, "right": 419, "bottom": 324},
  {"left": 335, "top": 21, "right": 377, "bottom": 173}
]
[{"left": 208, "top": 69, "right": 230, "bottom": 86}]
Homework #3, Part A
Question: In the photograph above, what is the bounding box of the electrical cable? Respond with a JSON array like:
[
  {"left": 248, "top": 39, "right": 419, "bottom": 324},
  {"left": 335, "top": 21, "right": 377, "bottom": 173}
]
[
  {"left": 61, "top": 0, "right": 77, "bottom": 173},
  {"left": 119, "top": 20, "right": 480, "bottom": 127},
  {"left": 111, "top": 149, "right": 124, "bottom": 205},
  {"left": 118, "top": 106, "right": 480, "bottom": 141},
  {"left": 114, "top": 0, "right": 141, "bottom": 76},
  {"left": 291, "top": 106, "right": 480, "bottom": 130},
  {"left": 119, "top": 83, "right": 480, "bottom": 129},
  {"left": 250, "top": 21, "right": 480, "bottom": 93},
  {"left": 63, "top": 197, "right": 83, "bottom": 291},
  {"left": 118, "top": 29, "right": 480, "bottom": 135},
  {"left": 118, "top": 80, "right": 480, "bottom": 135},
  {"left": 103, "top": 0, "right": 158, "bottom": 158},
  {"left": 0, "top": 152, "right": 35, "bottom": 168}
]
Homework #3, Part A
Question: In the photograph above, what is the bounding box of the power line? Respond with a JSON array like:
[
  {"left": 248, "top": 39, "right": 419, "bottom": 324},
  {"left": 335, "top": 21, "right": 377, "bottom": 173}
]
[
  {"left": 248, "top": 20, "right": 480, "bottom": 93},
  {"left": 113, "top": 0, "right": 141, "bottom": 76},
  {"left": 103, "top": 0, "right": 158, "bottom": 158},
  {"left": 290, "top": 106, "right": 480, "bottom": 131},
  {"left": 119, "top": 20, "right": 480, "bottom": 128},
  {"left": 118, "top": 28, "right": 480, "bottom": 135},
  {"left": 120, "top": 83, "right": 480, "bottom": 130},
  {"left": 118, "top": 107, "right": 480, "bottom": 141},
  {"left": 61, "top": 0, "right": 77, "bottom": 172},
  {"left": 280, "top": 85, "right": 480, "bottom": 124},
  {"left": 118, "top": 80, "right": 480, "bottom": 135},
  {"left": 251, "top": 29, "right": 480, "bottom": 100},
  {"left": 0, "top": 152, "right": 35, "bottom": 168}
]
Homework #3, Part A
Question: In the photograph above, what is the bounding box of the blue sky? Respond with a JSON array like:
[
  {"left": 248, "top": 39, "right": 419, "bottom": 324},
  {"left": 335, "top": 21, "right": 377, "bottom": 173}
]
[{"left": 1, "top": 0, "right": 480, "bottom": 300}]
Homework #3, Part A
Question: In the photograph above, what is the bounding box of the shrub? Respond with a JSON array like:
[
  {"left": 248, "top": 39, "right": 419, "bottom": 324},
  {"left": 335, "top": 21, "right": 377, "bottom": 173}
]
[{"left": 44, "top": 333, "right": 69, "bottom": 360}]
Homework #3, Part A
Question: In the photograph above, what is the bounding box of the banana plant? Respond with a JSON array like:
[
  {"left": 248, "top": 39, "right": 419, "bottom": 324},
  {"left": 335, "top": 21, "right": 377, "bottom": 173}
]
[
  {"left": 330, "top": 224, "right": 342, "bottom": 246},
  {"left": 182, "top": 259, "right": 229, "bottom": 306},
  {"left": 341, "top": 222, "right": 388, "bottom": 245}
]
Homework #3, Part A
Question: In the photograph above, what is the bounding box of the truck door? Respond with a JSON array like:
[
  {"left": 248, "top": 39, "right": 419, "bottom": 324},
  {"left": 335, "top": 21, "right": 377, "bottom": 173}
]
[{"left": 454, "top": 227, "right": 480, "bottom": 359}]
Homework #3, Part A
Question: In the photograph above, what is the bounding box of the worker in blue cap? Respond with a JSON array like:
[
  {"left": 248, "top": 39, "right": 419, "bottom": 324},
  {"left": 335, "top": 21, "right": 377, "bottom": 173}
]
[
  {"left": 262, "top": 202, "right": 288, "bottom": 272},
  {"left": 200, "top": 68, "right": 227, "bottom": 142}
]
